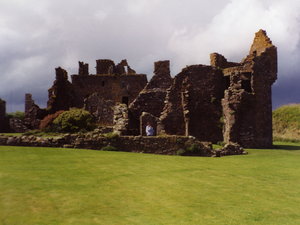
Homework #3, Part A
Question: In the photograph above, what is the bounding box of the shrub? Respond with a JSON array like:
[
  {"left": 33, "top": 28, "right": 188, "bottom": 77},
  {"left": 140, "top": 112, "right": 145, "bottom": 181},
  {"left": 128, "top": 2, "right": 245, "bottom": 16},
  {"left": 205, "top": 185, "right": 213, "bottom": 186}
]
[
  {"left": 216, "top": 141, "right": 225, "bottom": 147},
  {"left": 177, "top": 144, "right": 203, "bottom": 156},
  {"left": 103, "top": 132, "right": 119, "bottom": 139},
  {"left": 52, "top": 108, "right": 95, "bottom": 133},
  {"left": 6, "top": 111, "right": 25, "bottom": 120},
  {"left": 176, "top": 149, "right": 186, "bottom": 156},
  {"left": 101, "top": 145, "right": 118, "bottom": 151},
  {"left": 186, "top": 144, "right": 201, "bottom": 153},
  {"left": 39, "top": 110, "right": 64, "bottom": 130}
]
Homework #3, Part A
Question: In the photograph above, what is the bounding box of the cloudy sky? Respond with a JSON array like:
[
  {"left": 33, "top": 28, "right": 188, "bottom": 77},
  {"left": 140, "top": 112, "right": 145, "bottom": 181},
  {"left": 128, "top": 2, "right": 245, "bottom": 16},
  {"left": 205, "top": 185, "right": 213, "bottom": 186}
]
[{"left": 0, "top": 0, "right": 299, "bottom": 112}]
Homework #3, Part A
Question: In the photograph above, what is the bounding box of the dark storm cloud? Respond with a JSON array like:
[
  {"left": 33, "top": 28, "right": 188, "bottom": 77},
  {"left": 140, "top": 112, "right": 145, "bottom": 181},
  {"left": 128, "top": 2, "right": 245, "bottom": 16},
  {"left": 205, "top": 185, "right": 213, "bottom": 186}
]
[{"left": 0, "top": 0, "right": 299, "bottom": 111}]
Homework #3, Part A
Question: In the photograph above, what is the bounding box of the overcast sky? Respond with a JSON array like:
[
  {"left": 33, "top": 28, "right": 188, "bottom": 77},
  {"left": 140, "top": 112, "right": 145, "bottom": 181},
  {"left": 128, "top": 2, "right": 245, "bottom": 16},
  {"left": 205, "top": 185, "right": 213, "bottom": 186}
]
[{"left": 0, "top": 0, "right": 299, "bottom": 112}]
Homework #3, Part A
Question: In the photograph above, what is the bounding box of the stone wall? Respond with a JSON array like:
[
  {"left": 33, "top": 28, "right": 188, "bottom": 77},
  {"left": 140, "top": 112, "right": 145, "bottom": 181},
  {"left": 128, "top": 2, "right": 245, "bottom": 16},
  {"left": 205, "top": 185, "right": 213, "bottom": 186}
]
[
  {"left": 221, "top": 30, "right": 277, "bottom": 148},
  {"left": 71, "top": 59, "right": 147, "bottom": 110},
  {"left": 9, "top": 118, "right": 28, "bottom": 133},
  {"left": 113, "top": 104, "right": 129, "bottom": 135},
  {"left": 0, "top": 134, "right": 246, "bottom": 157},
  {"left": 78, "top": 61, "right": 89, "bottom": 76},
  {"left": 0, "top": 99, "right": 8, "bottom": 132},
  {"left": 24, "top": 59, "right": 147, "bottom": 131},
  {"left": 160, "top": 65, "right": 225, "bottom": 142},
  {"left": 24, "top": 93, "right": 47, "bottom": 129},
  {"left": 25, "top": 93, "right": 35, "bottom": 115},
  {"left": 84, "top": 93, "right": 115, "bottom": 126},
  {"left": 47, "top": 67, "right": 78, "bottom": 113},
  {"left": 96, "top": 59, "right": 115, "bottom": 74},
  {"left": 19, "top": 30, "right": 276, "bottom": 149},
  {"left": 128, "top": 60, "right": 172, "bottom": 135},
  {"left": 210, "top": 53, "right": 240, "bottom": 69},
  {"left": 71, "top": 73, "right": 147, "bottom": 108}
]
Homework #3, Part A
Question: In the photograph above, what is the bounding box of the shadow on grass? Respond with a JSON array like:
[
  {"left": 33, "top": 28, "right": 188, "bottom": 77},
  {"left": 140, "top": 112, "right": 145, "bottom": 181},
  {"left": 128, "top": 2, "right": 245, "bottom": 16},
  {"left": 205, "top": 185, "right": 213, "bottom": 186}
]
[{"left": 273, "top": 145, "right": 300, "bottom": 151}]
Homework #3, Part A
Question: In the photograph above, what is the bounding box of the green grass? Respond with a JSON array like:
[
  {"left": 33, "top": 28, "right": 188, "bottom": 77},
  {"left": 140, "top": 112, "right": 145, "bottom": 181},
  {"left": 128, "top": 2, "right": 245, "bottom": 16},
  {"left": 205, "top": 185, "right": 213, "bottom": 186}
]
[
  {"left": 0, "top": 142, "right": 300, "bottom": 225},
  {"left": 273, "top": 104, "right": 300, "bottom": 141},
  {"left": 0, "top": 133, "right": 23, "bottom": 137}
]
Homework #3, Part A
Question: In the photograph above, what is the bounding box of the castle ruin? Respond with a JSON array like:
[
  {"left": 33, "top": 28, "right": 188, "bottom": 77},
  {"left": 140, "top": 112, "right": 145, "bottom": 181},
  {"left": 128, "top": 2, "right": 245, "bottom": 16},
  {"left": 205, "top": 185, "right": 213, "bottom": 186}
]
[
  {"left": 20, "top": 29, "right": 277, "bottom": 148},
  {"left": 0, "top": 99, "right": 7, "bottom": 132}
]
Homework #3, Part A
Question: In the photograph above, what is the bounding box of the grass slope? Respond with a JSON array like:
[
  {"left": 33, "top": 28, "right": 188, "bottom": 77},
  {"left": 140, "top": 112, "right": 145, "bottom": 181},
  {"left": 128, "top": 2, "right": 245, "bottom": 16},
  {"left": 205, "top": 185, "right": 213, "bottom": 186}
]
[
  {"left": 0, "top": 143, "right": 300, "bottom": 225},
  {"left": 273, "top": 104, "right": 300, "bottom": 141}
]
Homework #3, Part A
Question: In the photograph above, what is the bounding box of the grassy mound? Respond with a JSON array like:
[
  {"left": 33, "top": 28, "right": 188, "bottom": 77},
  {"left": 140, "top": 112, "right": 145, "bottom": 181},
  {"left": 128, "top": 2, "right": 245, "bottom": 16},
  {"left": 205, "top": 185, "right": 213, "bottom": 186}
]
[
  {"left": 273, "top": 104, "right": 300, "bottom": 142},
  {"left": 0, "top": 143, "right": 300, "bottom": 225}
]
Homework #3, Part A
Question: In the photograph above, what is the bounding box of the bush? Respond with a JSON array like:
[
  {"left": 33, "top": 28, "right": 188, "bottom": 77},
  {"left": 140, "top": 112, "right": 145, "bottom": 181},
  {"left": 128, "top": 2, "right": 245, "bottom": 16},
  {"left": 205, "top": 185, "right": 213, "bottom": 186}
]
[
  {"left": 6, "top": 111, "right": 25, "bottom": 120},
  {"left": 186, "top": 144, "right": 201, "bottom": 153},
  {"left": 39, "top": 110, "right": 64, "bottom": 130},
  {"left": 101, "top": 145, "right": 118, "bottom": 151},
  {"left": 52, "top": 108, "right": 95, "bottom": 133},
  {"left": 177, "top": 144, "right": 203, "bottom": 156},
  {"left": 176, "top": 149, "right": 186, "bottom": 156},
  {"left": 103, "top": 132, "right": 119, "bottom": 139}
]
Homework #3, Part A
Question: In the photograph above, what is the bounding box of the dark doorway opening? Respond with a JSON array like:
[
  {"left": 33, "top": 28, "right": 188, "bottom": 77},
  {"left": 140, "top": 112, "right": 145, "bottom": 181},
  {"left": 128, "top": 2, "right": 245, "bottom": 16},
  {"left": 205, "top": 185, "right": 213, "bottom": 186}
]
[{"left": 122, "top": 96, "right": 129, "bottom": 106}]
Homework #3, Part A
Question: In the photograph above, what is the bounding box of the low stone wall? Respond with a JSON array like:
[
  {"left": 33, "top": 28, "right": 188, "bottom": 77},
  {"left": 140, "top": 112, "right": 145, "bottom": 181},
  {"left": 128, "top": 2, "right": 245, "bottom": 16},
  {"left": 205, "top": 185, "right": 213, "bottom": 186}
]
[
  {"left": 9, "top": 118, "right": 29, "bottom": 133},
  {"left": 0, "top": 134, "right": 247, "bottom": 157}
]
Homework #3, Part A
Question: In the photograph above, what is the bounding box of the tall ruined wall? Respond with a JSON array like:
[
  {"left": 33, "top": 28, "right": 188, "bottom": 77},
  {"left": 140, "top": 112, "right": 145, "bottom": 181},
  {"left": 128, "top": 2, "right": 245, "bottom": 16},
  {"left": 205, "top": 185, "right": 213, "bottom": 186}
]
[
  {"left": 221, "top": 29, "right": 277, "bottom": 148},
  {"left": 222, "top": 73, "right": 255, "bottom": 146},
  {"left": 0, "top": 99, "right": 7, "bottom": 132},
  {"left": 84, "top": 92, "right": 115, "bottom": 126},
  {"left": 128, "top": 60, "right": 173, "bottom": 135},
  {"left": 250, "top": 43, "right": 277, "bottom": 147},
  {"left": 25, "top": 93, "right": 35, "bottom": 115},
  {"left": 71, "top": 59, "right": 147, "bottom": 109},
  {"left": 96, "top": 59, "right": 115, "bottom": 74},
  {"left": 96, "top": 59, "right": 136, "bottom": 75},
  {"left": 71, "top": 74, "right": 147, "bottom": 108},
  {"left": 24, "top": 93, "right": 47, "bottom": 129},
  {"left": 47, "top": 67, "right": 78, "bottom": 113},
  {"left": 79, "top": 61, "right": 89, "bottom": 76},
  {"left": 160, "top": 65, "right": 225, "bottom": 142},
  {"left": 210, "top": 53, "right": 240, "bottom": 69}
]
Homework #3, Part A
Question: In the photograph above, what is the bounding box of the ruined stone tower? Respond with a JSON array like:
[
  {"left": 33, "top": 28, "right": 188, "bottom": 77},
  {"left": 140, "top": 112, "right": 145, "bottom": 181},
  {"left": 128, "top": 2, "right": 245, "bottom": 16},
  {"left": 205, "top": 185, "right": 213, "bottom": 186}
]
[{"left": 221, "top": 29, "right": 277, "bottom": 148}]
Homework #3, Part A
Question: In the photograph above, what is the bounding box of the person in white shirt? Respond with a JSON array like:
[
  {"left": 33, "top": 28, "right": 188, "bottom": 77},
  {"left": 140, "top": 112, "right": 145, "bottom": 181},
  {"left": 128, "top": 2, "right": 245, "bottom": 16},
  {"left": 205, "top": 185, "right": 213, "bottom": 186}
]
[{"left": 146, "top": 122, "right": 154, "bottom": 136}]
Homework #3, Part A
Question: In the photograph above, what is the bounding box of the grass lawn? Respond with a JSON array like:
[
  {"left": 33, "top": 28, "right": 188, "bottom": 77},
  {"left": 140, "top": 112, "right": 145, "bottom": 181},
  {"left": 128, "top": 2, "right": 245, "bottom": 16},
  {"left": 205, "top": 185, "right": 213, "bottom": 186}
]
[{"left": 0, "top": 142, "right": 300, "bottom": 225}]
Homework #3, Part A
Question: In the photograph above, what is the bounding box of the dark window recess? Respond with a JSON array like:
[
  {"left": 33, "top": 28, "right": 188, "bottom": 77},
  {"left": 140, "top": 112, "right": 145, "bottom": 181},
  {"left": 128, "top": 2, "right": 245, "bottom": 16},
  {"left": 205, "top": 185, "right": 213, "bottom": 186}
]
[
  {"left": 121, "top": 81, "right": 126, "bottom": 88},
  {"left": 122, "top": 96, "right": 129, "bottom": 105},
  {"left": 241, "top": 80, "right": 252, "bottom": 93},
  {"left": 224, "top": 76, "right": 230, "bottom": 90},
  {"left": 102, "top": 81, "right": 105, "bottom": 87}
]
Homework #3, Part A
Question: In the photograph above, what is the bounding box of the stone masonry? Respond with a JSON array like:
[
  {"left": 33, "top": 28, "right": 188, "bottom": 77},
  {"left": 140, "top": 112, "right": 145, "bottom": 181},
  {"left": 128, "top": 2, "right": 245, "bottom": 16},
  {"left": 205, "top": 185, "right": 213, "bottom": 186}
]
[
  {"left": 221, "top": 30, "right": 277, "bottom": 148},
  {"left": 128, "top": 60, "right": 172, "bottom": 135},
  {"left": 24, "top": 93, "right": 47, "bottom": 129},
  {"left": 0, "top": 99, "right": 7, "bottom": 132},
  {"left": 72, "top": 59, "right": 146, "bottom": 109},
  {"left": 159, "top": 65, "right": 224, "bottom": 142},
  {"left": 23, "top": 30, "right": 277, "bottom": 148},
  {"left": 113, "top": 103, "right": 129, "bottom": 135}
]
